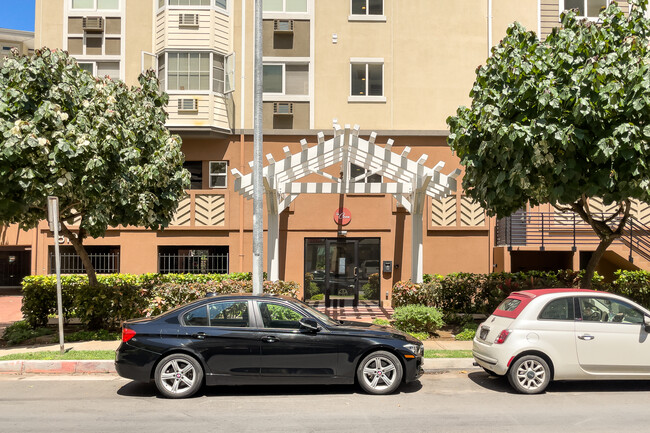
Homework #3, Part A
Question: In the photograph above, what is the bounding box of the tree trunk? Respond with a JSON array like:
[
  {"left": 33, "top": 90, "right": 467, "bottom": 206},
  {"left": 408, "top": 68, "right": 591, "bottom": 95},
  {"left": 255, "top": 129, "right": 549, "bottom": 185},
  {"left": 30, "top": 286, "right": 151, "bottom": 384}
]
[
  {"left": 59, "top": 223, "right": 98, "bottom": 287},
  {"left": 581, "top": 237, "right": 615, "bottom": 289}
]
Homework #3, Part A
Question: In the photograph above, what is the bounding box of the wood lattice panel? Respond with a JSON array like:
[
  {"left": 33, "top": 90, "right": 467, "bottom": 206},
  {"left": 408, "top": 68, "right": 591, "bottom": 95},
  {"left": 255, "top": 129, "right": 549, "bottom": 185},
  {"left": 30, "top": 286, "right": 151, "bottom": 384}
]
[
  {"left": 431, "top": 196, "right": 457, "bottom": 227},
  {"left": 195, "top": 194, "right": 225, "bottom": 226},
  {"left": 460, "top": 196, "right": 485, "bottom": 227},
  {"left": 170, "top": 196, "right": 191, "bottom": 226}
]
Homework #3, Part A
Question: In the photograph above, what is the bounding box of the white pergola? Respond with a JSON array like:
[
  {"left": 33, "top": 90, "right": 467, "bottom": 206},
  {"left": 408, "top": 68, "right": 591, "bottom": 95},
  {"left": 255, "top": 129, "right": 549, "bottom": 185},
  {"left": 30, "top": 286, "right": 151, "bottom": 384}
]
[{"left": 232, "top": 124, "right": 461, "bottom": 283}]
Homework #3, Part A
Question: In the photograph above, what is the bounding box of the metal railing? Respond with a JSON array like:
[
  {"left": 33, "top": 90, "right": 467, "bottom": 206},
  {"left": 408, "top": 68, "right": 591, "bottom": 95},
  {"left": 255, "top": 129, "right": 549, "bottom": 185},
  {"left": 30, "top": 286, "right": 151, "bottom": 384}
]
[
  {"left": 158, "top": 253, "right": 229, "bottom": 274},
  {"left": 495, "top": 212, "right": 650, "bottom": 263},
  {"left": 49, "top": 252, "right": 120, "bottom": 274}
]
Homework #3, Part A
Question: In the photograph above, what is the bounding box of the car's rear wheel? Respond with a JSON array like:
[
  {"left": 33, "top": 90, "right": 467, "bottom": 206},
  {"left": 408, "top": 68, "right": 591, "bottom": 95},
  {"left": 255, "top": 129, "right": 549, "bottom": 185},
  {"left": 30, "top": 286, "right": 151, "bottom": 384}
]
[
  {"left": 357, "top": 350, "right": 403, "bottom": 395},
  {"left": 507, "top": 355, "right": 550, "bottom": 394},
  {"left": 154, "top": 353, "right": 203, "bottom": 399}
]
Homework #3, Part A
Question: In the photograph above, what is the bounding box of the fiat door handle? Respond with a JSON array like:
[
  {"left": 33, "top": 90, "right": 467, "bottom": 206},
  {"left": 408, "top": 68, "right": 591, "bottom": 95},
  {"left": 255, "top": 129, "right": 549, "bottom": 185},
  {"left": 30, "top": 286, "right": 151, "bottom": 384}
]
[
  {"left": 578, "top": 334, "right": 595, "bottom": 341},
  {"left": 261, "top": 336, "right": 279, "bottom": 343},
  {"left": 192, "top": 332, "right": 206, "bottom": 340}
]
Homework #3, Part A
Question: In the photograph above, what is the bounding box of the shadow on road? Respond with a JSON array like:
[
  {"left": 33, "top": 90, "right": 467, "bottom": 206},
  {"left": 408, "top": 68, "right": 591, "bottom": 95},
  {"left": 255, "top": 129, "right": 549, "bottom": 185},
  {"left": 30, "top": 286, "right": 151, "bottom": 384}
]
[
  {"left": 117, "top": 378, "right": 423, "bottom": 398},
  {"left": 468, "top": 371, "right": 650, "bottom": 394}
]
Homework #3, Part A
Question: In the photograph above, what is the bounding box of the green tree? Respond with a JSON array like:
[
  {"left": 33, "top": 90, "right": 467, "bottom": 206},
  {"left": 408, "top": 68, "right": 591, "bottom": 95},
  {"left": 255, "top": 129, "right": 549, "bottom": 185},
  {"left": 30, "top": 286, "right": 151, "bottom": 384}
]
[
  {"left": 447, "top": 1, "right": 650, "bottom": 288},
  {"left": 0, "top": 48, "right": 189, "bottom": 285}
]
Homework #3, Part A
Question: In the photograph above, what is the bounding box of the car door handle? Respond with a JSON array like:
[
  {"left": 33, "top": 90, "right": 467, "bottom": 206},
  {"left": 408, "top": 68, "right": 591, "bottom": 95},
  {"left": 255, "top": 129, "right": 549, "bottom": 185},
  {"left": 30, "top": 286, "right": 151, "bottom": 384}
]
[
  {"left": 578, "top": 334, "right": 595, "bottom": 341},
  {"left": 261, "top": 336, "right": 279, "bottom": 343},
  {"left": 192, "top": 332, "right": 206, "bottom": 340}
]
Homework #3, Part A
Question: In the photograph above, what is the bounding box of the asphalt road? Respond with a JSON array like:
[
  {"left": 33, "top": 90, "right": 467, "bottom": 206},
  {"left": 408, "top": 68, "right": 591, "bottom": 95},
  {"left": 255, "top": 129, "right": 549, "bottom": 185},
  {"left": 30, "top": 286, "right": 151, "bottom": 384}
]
[{"left": 2, "top": 372, "right": 650, "bottom": 433}]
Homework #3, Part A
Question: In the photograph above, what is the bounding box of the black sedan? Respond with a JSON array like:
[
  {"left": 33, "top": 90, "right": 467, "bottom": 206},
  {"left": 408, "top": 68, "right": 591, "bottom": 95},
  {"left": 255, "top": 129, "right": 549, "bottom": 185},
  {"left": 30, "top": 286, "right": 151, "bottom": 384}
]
[{"left": 115, "top": 294, "right": 424, "bottom": 398}]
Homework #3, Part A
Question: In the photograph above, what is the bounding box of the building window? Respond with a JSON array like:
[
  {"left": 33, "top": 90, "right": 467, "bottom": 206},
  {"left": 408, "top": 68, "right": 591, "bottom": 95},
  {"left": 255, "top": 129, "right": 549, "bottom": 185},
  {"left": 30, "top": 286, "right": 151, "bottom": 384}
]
[
  {"left": 49, "top": 246, "right": 120, "bottom": 274},
  {"left": 159, "top": 52, "right": 233, "bottom": 93},
  {"left": 159, "top": 0, "right": 227, "bottom": 8},
  {"left": 561, "top": 0, "right": 608, "bottom": 18},
  {"left": 263, "top": 0, "right": 308, "bottom": 13},
  {"left": 158, "top": 246, "right": 229, "bottom": 274},
  {"left": 209, "top": 161, "right": 228, "bottom": 188},
  {"left": 350, "top": 163, "right": 381, "bottom": 183},
  {"left": 350, "top": 62, "right": 383, "bottom": 97},
  {"left": 71, "top": 0, "right": 120, "bottom": 10},
  {"left": 184, "top": 161, "right": 203, "bottom": 189},
  {"left": 78, "top": 61, "right": 120, "bottom": 79},
  {"left": 351, "top": 0, "right": 383, "bottom": 15},
  {"left": 263, "top": 64, "right": 308, "bottom": 95}
]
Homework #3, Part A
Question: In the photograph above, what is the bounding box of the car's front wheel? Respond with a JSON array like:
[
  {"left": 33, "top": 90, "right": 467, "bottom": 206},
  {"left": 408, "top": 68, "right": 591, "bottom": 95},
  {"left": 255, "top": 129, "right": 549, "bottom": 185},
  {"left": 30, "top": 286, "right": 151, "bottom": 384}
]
[
  {"left": 356, "top": 350, "right": 403, "bottom": 395},
  {"left": 154, "top": 353, "right": 203, "bottom": 399},
  {"left": 507, "top": 355, "right": 550, "bottom": 394}
]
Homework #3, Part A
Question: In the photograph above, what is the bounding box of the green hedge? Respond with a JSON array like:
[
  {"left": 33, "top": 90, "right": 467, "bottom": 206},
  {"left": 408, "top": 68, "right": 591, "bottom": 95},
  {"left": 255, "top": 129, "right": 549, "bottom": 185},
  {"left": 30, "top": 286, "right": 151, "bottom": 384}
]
[
  {"left": 393, "top": 270, "right": 617, "bottom": 320},
  {"left": 21, "top": 273, "right": 298, "bottom": 329}
]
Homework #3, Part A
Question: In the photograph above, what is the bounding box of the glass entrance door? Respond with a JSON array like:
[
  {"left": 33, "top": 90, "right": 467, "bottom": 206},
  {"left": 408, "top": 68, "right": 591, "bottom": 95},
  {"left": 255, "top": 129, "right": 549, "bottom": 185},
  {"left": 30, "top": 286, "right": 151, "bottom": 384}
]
[{"left": 304, "top": 238, "right": 380, "bottom": 308}]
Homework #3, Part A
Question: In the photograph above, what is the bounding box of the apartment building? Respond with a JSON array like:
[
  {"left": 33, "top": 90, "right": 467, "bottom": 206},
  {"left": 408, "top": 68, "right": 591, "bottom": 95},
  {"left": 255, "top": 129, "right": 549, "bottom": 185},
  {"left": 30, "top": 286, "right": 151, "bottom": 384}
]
[
  {"left": 1, "top": 0, "right": 644, "bottom": 307},
  {"left": 0, "top": 28, "right": 34, "bottom": 58}
]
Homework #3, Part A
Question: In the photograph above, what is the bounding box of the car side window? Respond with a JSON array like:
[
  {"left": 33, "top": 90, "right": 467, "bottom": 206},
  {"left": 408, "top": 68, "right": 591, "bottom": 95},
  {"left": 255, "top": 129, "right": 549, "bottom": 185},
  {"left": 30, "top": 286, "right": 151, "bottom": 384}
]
[
  {"left": 257, "top": 302, "right": 304, "bottom": 329},
  {"left": 208, "top": 301, "right": 249, "bottom": 327},
  {"left": 539, "top": 297, "right": 574, "bottom": 321},
  {"left": 579, "top": 297, "right": 644, "bottom": 324},
  {"left": 183, "top": 306, "right": 208, "bottom": 326}
]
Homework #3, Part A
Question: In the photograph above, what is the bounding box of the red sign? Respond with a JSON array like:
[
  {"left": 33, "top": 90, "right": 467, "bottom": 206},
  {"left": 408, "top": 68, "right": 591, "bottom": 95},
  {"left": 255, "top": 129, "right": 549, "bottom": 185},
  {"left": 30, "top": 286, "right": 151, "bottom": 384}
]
[{"left": 333, "top": 208, "right": 352, "bottom": 226}]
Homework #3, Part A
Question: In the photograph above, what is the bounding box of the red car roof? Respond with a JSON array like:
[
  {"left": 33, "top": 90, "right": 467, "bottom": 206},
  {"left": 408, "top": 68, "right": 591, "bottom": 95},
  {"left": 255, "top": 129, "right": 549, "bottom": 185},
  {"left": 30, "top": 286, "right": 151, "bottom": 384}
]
[{"left": 492, "top": 288, "right": 601, "bottom": 319}]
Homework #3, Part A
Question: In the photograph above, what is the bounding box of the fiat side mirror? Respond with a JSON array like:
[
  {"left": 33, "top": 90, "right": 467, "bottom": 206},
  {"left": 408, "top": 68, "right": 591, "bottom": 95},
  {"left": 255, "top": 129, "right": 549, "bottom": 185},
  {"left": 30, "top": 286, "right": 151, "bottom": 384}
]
[
  {"left": 299, "top": 317, "right": 319, "bottom": 332},
  {"left": 644, "top": 315, "right": 650, "bottom": 333}
]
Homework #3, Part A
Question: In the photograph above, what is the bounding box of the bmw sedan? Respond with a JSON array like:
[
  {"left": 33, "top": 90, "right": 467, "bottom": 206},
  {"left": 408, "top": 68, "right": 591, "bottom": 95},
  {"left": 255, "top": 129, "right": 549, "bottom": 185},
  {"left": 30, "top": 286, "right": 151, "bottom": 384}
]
[
  {"left": 473, "top": 288, "right": 650, "bottom": 394},
  {"left": 115, "top": 294, "right": 424, "bottom": 398}
]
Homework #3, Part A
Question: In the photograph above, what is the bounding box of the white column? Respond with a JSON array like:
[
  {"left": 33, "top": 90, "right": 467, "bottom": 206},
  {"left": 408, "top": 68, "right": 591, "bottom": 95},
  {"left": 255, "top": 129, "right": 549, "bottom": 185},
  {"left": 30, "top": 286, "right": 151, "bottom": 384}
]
[
  {"left": 267, "top": 208, "right": 279, "bottom": 281},
  {"left": 411, "top": 208, "right": 424, "bottom": 284}
]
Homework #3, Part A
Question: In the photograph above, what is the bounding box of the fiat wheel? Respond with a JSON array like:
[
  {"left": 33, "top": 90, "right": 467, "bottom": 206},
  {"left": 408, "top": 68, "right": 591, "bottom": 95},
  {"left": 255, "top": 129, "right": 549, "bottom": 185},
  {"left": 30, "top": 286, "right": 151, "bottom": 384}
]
[
  {"left": 507, "top": 355, "right": 550, "bottom": 394},
  {"left": 154, "top": 353, "right": 203, "bottom": 399},
  {"left": 356, "top": 350, "right": 403, "bottom": 395}
]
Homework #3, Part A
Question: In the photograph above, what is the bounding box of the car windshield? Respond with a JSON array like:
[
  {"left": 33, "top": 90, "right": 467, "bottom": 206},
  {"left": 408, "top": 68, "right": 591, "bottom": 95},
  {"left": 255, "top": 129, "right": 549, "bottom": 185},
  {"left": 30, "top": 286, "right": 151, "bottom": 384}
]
[{"left": 290, "top": 299, "right": 340, "bottom": 326}]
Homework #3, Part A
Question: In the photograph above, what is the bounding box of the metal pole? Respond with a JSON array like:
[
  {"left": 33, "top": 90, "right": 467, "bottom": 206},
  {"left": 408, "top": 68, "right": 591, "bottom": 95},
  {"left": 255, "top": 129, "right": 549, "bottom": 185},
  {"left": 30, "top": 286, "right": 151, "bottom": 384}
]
[
  {"left": 252, "top": 0, "right": 264, "bottom": 295},
  {"left": 629, "top": 218, "right": 634, "bottom": 263},
  {"left": 48, "top": 196, "right": 65, "bottom": 355}
]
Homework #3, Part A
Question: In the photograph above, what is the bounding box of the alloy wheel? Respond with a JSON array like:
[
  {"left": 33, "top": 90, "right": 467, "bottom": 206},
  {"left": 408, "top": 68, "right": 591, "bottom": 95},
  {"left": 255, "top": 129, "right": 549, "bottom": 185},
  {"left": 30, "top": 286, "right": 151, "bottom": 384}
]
[
  {"left": 361, "top": 355, "right": 398, "bottom": 391},
  {"left": 159, "top": 358, "right": 197, "bottom": 395}
]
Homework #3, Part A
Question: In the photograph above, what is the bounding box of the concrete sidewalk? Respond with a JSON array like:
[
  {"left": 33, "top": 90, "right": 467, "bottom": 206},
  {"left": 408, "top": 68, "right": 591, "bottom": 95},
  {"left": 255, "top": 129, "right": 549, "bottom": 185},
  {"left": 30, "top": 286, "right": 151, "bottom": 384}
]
[{"left": 0, "top": 339, "right": 477, "bottom": 375}]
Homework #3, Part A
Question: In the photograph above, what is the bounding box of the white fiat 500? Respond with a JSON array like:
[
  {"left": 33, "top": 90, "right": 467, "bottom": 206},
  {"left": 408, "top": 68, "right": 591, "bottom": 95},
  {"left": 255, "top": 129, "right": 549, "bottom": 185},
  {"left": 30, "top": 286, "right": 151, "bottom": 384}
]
[{"left": 473, "top": 288, "right": 650, "bottom": 394}]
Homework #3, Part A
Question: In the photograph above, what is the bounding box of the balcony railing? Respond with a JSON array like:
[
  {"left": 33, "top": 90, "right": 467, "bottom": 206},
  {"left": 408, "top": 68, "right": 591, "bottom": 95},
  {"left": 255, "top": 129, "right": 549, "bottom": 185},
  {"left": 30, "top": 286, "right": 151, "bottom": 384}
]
[
  {"left": 496, "top": 212, "right": 650, "bottom": 263},
  {"left": 49, "top": 253, "right": 120, "bottom": 274},
  {"left": 158, "top": 253, "right": 229, "bottom": 274}
]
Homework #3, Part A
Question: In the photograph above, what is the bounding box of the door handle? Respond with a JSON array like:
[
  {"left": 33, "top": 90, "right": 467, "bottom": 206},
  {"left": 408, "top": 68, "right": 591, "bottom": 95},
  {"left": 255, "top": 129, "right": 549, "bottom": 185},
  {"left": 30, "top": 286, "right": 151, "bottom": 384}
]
[
  {"left": 192, "top": 332, "right": 206, "bottom": 340},
  {"left": 261, "top": 336, "right": 279, "bottom": 343},
  {"left": 578, "top": 334, "right": 595, "bottom": 341}
]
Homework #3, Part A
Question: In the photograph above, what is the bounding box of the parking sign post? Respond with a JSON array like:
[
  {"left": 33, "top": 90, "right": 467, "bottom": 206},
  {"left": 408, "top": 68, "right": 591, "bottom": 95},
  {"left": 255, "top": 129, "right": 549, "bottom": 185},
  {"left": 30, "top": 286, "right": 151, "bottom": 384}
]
[{"left": 47, "top": 196, "right": 65, "bottom": 355}]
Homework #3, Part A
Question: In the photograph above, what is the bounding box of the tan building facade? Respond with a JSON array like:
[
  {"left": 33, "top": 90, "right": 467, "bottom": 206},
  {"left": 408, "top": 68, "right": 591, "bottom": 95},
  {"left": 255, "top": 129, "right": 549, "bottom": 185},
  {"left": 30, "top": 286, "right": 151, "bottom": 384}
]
[{"left": 1, "top": 0, "right": 644, "bottom": 305}]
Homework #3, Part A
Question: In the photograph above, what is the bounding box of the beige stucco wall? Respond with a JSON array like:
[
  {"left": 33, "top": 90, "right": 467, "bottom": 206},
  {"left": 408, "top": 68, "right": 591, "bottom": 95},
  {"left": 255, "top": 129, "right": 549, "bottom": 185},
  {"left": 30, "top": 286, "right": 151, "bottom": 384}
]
[
  {"left": 263, "top": 19, "right": 310, "bottom": 57},
  {"left": 125, "top": 0, "right": 154, "bottom": 86},
  {"left": 35, "top": 0, "right": 64, "bottom": 50}
]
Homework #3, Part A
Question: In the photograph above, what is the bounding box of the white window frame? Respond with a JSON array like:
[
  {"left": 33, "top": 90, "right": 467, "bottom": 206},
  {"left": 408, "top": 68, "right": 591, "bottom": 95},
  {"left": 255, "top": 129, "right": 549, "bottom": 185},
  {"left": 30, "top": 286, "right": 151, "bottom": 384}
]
[
  {"left": 78, "top": 61, "right": 121, "bottom": 80},
  {"left": 262, "top": 61, "right": 310, "bottom": 101},
  {"left": 349, "top": 163, "right": 382, "bottom": 184},
  {"left": 158, "top": 0, "right": 230, "bottom": 14},
  {"left": 209, "top": 161, "right": 228, "bottom": 189},
  {"left": 349, "top": 0, "right": 386, "bottom": 22},
  {"left": 70, "top": 0, "right": 120, "bottom": 11},
  {"left": 559, "top": 0, "right": 611, "bottom": 20},
  {"left": 348, "top": 58, "right": 385, "bottom": 103},
  {"left": 160, "top": 51, "right": 232, "bottom": 95},
  {"left": 263, "top": 0, "right": 309, "bottom": 14}
]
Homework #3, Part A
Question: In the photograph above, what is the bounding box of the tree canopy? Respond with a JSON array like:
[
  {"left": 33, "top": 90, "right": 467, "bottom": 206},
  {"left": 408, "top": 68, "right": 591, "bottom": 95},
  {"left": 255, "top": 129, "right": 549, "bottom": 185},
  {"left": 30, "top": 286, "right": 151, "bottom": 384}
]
[
  {"left": 0, "top": 48, "right": 189, "bottom": 284},
  {"left": 447, "top": 1, "right": 650, "bottom": 286}
]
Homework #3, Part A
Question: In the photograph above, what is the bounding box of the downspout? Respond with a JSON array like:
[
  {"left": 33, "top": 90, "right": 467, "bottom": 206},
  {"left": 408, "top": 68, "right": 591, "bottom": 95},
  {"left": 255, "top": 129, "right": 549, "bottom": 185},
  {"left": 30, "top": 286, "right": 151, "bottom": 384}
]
[{"left": 487, "top": 0, "right": 493, "bottom": 58}]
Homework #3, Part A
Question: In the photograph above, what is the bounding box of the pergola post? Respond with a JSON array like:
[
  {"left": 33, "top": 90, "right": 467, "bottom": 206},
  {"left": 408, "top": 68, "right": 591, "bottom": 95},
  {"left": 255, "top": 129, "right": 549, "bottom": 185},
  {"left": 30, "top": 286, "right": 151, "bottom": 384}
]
[{"left": 411, "top": 207, "right": 424, "bottom": 284}]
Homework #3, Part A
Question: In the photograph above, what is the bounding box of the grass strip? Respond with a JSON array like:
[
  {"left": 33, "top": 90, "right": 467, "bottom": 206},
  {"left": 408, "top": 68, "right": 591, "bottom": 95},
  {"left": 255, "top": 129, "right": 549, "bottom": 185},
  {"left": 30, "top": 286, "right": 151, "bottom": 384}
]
[
  {"left": 424, "top": 349, "right": 473, "bottom": 358},
  {"left": 0, "top": 349, "right": 472, "bottom": 361},
  {"left": 0, "top": 350, "right": 116, "bottom": 361}
]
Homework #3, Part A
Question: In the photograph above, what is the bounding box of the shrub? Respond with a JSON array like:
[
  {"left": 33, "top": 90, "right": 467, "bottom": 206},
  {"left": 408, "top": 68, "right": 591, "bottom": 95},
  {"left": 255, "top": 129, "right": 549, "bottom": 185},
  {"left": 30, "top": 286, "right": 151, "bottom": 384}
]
[
  {"left": 311, "top": 293, "right": 324, "bottom": 301},
  {"left": 407, "top": 331, "right": 429, "bottom": 341},
  {"left": 2, "top": 321, "right": 53, "bottom": 345},
  {"left": 65, "top": 329, "right": 119, "bottom": 342},
  {"left": 361, "top": 273, "right": 380, "bottom": 300},
  {"left": 392, "top": 279, "right": 439, "bottom": 308},
  {"left": 391, "top": 304, "right": 444, "bottom": 335},
  {"left": 372, "top": 318, "right": 390, "bottom": 326},
  {"left": 611, "top": 270, "right": 650, "bottom": 308},
  {"left": 454, "top": 322, "right": 478, "bottom": 341}
]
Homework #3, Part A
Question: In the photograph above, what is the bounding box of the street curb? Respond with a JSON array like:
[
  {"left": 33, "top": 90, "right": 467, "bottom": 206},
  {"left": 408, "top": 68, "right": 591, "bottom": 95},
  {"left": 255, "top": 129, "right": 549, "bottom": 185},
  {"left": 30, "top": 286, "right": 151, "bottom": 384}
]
[
  {"left": 0, "top": 358, "right": 476, "bottom": 376},
  {"left": 0, "top": 360, "right": 116, "bottom": 375}
]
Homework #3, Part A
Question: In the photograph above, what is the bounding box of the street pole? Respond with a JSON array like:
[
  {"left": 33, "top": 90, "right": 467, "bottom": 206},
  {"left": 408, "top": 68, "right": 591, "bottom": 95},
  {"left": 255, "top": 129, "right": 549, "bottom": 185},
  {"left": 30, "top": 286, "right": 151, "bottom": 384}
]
[
  {"left": 47, "top": 196, "right": 65, "bottom": 355},
  {"left": 252, "top": 0, "right": 263, "bottom": 295}
]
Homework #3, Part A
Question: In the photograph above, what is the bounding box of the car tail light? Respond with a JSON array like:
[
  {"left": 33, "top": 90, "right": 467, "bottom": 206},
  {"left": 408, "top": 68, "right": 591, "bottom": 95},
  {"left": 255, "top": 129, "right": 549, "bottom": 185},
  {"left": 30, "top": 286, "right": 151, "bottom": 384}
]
[
  {"left": 494, "top": 329, "right": 510, "bottom": 344},
  {"left": 122, "top": 328, "right": 136, "bottom": 342}
]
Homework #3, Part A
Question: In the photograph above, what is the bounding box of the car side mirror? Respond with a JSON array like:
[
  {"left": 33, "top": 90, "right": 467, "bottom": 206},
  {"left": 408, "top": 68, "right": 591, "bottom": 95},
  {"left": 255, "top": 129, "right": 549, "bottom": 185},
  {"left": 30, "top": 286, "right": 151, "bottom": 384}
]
[
  {"left": 644, "top": 315, "right": 650, "bottom": 333},
  {"left": 299, "top": 317, "right": 319, "bottom": 332}
]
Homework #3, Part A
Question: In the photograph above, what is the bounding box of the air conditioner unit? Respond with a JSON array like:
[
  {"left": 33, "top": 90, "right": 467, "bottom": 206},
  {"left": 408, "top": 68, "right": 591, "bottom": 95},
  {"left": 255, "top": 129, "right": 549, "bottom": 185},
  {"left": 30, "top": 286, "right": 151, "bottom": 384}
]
[
  {"left": 273, "top": 19, "right": 294, "bottom": 33},
  {"left": 273, "top": 102, "right": 293, "bottom": 115},
  {"left": 82, "top": 17, "right": 104, "bottom": 32},
  {"left": 178, "top": 98, "right": 199, "bottom": 112},
  {"left": 179, "top": 14, "right": 199, "bottom": 27}
]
